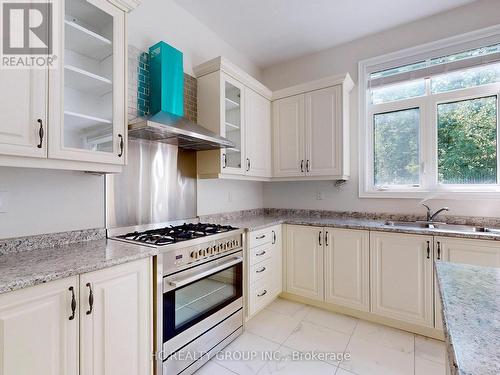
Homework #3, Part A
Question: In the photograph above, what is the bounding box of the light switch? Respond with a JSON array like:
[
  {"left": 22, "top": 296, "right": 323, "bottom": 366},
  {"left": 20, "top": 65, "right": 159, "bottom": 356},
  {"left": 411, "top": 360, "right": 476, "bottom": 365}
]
[
  {"left": 316, "top": 192, "right": 324, "bottom": 200},
  {"left": 0, "top": 191, "right": 9, "bottom": 213}
]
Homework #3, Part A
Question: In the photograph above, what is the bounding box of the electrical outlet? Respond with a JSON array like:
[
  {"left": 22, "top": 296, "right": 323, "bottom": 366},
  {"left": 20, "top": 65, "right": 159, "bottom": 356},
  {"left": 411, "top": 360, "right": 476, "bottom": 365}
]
[
  {"left": 316, "top": 192, "right": 324, "bottom": 200},
  {"left": 0, "top": 191, "right": 9, "bottom": 213}
]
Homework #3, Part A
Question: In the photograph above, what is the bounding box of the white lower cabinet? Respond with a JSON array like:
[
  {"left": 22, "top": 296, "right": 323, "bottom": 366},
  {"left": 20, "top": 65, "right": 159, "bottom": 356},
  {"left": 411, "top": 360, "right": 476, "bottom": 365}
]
[
  {"left": 370, "top": 232, "right": 434, "bottom": 327},
  {"left": 0, "top": 258, "right": 152, "bottom": 375},
  {"left": 247, "top": 225, "right": 282, "bottom": 317},
  {"left": 324, "top": 228, "right": 369, "bottom": 311},
  {"left": 434, "top": 236, "right": 500, "bottom": 330},
  {"left": 80, "top": 258, "right": 152, "bottom": 375},
  {"left": 0, "top": 276, "right": 79, "bottom": 375},
  {"left": 285, "top": 225, "right": 324, "bottom": 301}
]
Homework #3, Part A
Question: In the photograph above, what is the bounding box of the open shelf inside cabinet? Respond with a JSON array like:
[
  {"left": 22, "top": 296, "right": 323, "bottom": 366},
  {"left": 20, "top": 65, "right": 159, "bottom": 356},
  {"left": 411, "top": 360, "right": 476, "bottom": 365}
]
[
  {"left": 64, "top": 65, "right": 112, "bottom": 96},
  {"left": 64, "top": 17, "right": 112, "bottom": 61}
]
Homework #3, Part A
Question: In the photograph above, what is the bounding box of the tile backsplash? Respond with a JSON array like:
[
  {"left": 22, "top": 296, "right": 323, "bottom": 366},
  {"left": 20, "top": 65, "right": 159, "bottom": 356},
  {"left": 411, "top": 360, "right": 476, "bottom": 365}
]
[{"left": 128, "top": 45, "right": 197, "bottom": 122}]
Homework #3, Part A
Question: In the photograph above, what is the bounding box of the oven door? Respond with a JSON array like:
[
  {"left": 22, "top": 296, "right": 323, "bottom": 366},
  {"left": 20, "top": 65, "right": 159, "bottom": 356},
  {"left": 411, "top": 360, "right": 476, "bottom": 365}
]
[{"left": 162, "top": 251, "right": 243, "bottom": 357}]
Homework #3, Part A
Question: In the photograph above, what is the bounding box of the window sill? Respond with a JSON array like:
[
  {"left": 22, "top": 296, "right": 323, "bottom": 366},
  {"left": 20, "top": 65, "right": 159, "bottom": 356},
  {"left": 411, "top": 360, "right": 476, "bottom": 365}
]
[{"left": 359, "top": 189, "right": 500, "bottom": 199}]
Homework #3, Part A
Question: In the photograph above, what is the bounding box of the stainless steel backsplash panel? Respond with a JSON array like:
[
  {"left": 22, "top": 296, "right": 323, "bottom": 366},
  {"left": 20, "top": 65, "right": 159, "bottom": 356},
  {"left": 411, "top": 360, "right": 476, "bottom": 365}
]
[{"left": 106, "top": 139, "right": 197, "bottom": 228}]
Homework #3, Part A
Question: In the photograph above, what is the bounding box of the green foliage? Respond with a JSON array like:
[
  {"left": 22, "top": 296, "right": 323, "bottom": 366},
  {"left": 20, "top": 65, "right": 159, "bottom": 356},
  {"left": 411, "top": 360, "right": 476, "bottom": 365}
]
[
  {"left": 374, "top": 108, "right": 420, "bottom": 186},
  {"left": 438, "top": 96, "right": 497, "bottom": 184}
]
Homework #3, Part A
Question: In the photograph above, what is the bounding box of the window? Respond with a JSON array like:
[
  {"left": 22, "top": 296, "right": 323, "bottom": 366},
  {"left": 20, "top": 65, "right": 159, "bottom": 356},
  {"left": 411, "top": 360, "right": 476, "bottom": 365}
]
[
  {"left": 374, "top": 108, "right": 420, "bottom": 186},
  {"left": 360, "top": 35, "right": 500, "bottom": 197},
  {"left": 437, "top": 96, "right": 497, "bottom": 184}
]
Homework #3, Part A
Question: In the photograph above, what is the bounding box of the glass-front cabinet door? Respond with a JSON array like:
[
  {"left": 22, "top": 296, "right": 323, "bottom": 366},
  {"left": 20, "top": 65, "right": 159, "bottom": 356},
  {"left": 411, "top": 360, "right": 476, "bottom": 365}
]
[
  {"left": 49, "top": 0, "right": 125, "bottom": 164},
  {"left": 221, "top": 74, "right": 245, "bottom": 174}
]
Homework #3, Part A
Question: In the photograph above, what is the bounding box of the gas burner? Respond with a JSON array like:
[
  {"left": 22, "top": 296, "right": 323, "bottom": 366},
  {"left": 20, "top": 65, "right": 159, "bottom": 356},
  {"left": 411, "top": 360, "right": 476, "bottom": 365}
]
[{"left": 117, "top": 223, "right": 238, "bottom": 246}]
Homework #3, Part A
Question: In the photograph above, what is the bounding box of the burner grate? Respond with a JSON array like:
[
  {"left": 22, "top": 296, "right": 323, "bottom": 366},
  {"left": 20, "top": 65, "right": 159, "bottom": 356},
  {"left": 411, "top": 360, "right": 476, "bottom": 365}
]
[{"left": 117, "top": 222, "right": 237, "bottom": 246}]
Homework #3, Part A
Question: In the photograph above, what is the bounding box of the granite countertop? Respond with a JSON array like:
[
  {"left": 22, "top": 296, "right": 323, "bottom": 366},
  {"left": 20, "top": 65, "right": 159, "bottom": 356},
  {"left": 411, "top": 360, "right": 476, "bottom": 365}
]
[
  {"left": 0, "top": 238, "right": 157, "bottom": 294},
  {"left": 209, "top": 213, "right": 500, "bottom": 241},
  {"left": 436, "top": 262, "right": 500, "bottom": 375},
  {"left": 2, "top": 209, "right": 500, "bottom": 296}
]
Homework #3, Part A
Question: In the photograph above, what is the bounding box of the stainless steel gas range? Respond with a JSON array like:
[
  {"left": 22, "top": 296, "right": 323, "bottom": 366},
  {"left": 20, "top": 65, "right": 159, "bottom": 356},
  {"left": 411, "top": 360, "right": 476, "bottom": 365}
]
[{"left": 109, "top": 222, "right": 244, "bottom": 375}]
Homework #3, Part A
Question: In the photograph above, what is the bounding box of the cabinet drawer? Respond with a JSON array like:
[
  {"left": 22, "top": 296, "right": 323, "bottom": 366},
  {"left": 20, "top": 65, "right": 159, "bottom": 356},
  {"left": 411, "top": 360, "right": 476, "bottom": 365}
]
[
  {"left": 249, "top": 243, "right": 273, "bottom": 266},
  {"left": 248, "top": 227, "right": 274, "bottom": 248},
  {"left": 249, "top": 257, "right": 273, "bottom": 284},
  {"left": 249, "top": 275, "right": 274, "bottom": 316}
]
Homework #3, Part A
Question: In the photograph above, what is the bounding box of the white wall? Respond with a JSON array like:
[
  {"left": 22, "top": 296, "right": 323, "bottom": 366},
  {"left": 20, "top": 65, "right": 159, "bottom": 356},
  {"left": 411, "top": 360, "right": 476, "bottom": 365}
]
[
  {"left": 0, "top": 168, "right": 104, "bottom": 239},
  {"left": 197, "top": 179, "right": 264, "bottom": 216},
  {"left": 128, "top": 0, "right": 261, "bottom": 79},
  {"left": 262, "top": 0, "right": 500, "bottom": 217}
]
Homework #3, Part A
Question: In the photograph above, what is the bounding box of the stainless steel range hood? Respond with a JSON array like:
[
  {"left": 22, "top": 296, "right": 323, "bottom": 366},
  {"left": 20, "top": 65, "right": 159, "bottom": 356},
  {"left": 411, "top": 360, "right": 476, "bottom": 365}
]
[
  {"left": 128, "top": 41, "right": 234, "bottom": 151},
  {"left": 128, "top": 112, "right": 234, "bottom": 151}
]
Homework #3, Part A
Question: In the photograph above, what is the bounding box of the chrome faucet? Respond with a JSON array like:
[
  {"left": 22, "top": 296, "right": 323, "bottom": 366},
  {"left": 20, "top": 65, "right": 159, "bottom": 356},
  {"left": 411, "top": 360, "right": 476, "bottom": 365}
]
[{"left": 422, "top": 204, "right": 449, "bottom": 222}]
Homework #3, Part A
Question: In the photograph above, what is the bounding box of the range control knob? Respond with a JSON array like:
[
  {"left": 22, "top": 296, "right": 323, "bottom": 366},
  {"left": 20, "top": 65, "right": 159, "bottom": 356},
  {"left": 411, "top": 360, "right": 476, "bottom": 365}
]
[{"left": 190, "top": 251, "right": 198, "bottom": 259}]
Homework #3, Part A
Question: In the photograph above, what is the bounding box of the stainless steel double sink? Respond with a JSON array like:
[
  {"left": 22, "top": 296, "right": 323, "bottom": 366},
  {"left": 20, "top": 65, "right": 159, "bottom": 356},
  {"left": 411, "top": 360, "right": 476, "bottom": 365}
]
[{"left": 383, "top": 220, "right": 500, "bottom": 234}]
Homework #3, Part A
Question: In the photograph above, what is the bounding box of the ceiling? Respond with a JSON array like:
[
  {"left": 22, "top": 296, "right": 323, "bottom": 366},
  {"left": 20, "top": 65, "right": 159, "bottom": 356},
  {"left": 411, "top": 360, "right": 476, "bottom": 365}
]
[{"left": 174, "top": 0, "right": 478, "bottom": 69}]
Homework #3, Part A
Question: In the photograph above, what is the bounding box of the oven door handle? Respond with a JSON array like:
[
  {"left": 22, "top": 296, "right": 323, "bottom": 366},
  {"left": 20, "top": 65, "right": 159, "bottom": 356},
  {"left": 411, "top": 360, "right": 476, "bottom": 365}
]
[{"left": 166, "top": 256, "right": 243, "bottom": 290}]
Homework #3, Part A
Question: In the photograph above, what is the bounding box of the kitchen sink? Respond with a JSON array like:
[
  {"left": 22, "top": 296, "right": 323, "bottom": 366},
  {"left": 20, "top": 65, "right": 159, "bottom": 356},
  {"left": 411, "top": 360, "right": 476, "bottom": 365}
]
[{"left": 384, "top": 221, "right": 500, "bottom": 234}]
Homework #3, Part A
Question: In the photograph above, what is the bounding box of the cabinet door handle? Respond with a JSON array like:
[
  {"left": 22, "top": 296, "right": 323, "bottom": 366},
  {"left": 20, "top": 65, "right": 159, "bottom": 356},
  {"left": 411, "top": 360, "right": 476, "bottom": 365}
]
[
  {"left": 256, "top": 234, "right": 266, "bottom": 240},
  {"left": 86, "top": 283, "right": 94, "bottom": 315},
  {"left": 222, "top": 153, "right": 227, "bottom": 168},
  {"left": 325, "top": 231, "right": 328, "bottom": 246},
  {"left": 256, "top": 250, "right": 266, "bottom": 256},
  {"left": 256, "top": 266, "right": 266, "bottom": 273},
  {"left": 306, "top": 159, "right": 310, "bottom": 173},
  {"left": 300, "top": 160, "right": 304, "bottom": 172},
  {"left": 68, "top": 286, "right": 76, "bottom": 321},
  {"left": 319, "top": 231, "right": 322, "bottom": 246},
  {"left": 426, "top": 241, "right": 430, "bottom": 259},
  {"left": 272, "top": 230, "right": 276, "bottom": 244},
  {"left": 118, "top": 134, "right": 124, "bottom": 157},
  {"left": 437, "top": 241, "right": 441, "bottom": 260},
  {"left": 257, "top": 290, "right": 267, "bottom": 297},
  {"left": 37, "top": 119, "right": 44, "bottom": 148}
]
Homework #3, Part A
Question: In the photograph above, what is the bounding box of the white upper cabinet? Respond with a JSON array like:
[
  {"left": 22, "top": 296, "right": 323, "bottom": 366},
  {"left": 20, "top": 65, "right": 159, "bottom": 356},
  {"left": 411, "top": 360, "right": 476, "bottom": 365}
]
[
  {"left": 195, "top": 57, "right": 273, "bottom": 180},
  {"left": 272, "top": 95, "right": 305, "bottom": 177},
  {"left": 49, "top": 0, "right": 126, "bottom": 165},
  {"left": 222, "top": 75, "right": 246, "bottom": 175},
  {"left": 272, "top": 74, "right": 353, "bottom": 180},
  {"left": 245, "top": 88, "right": 272, "bottom": 178},
  {"left": 305, "top": 85, "right": 343, "bottom": 176},
  {"left": 0, "top": 69, "right": 48, "bottom": 158},
  {"left": 0, "top": 0, "right": 128, "bottom": 172},
  {"left": 370, "top": 232, "right": 434, "bottom": 327},
  {"left": 0, "top": 276, "right": 79, "bottom": 375}
]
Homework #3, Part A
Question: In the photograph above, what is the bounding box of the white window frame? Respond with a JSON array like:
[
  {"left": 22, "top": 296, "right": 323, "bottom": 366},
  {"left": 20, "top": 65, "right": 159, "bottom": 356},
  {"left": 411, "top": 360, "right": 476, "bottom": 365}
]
[{"left": 359, "top": 25, "right": 500, "bottom": 199}]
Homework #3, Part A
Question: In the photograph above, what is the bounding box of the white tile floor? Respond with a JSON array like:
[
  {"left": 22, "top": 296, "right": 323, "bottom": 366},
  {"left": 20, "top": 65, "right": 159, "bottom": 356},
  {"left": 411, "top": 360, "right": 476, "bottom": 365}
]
[{"left": 195, "top": 298, "right": 446, "bottom": 375}]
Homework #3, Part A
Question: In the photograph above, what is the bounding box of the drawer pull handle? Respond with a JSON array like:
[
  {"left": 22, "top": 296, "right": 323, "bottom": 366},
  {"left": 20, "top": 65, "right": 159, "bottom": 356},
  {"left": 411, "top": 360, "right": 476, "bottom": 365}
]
[
  {"left": 325, "top": 231, "right": 328, "bottom": 246},
  {"left": 426, "top": 241, "right": 430, "bottom": 259},
  {"left": 256, "top": 266, "right": 266, "bottom": 273},
  {"left": 319, "top": 231, "right": 322, "bottom": 246},
  {"left": 437, "top": 241, "right": 441, "bottom": 260},
  {"left": 256, "top": 234, "right": 266, "bottom": 240},
  {"left": 256, "top": 250, "right": 266, "bottom": 256},
  {"left": 86, "top": 283, "right": 94, "bottom": 315},
  {"left": 257, "top": 290, "right": 267, "bottom": 297},
  {"left": 272, "top": 230, "right": 276, "bottom": 244},
  {"left": 68, "top": 286, "right": 76, "bottom": 320}
]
